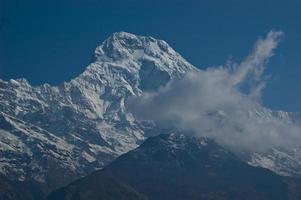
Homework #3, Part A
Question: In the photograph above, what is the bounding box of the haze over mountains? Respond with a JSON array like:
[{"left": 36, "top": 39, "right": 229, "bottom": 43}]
[{"left": 1, "top": 31, "right": 301, "bottom": 199}]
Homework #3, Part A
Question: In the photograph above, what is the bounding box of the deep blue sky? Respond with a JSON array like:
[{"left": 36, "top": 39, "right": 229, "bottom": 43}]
[{"left": 0, "top": 0, "right": 301, "bottom": 111}]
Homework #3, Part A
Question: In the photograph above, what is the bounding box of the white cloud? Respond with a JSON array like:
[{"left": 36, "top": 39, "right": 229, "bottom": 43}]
[{"left": 128, "top": 31, "right": 301, "bottom": 152}]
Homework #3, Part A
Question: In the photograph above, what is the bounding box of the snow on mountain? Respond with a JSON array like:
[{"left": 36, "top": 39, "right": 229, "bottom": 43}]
[
  {"left": 0, "top": 32, "right": 300, "bottom": 191},
  {"left": 0, "top": 32, "right": 194, "bottom": 190},
  {"left": 247, "top": 147, "right": 301, "bottom": 177},
  {"left": 0, "top": 112, "right": 77, "bottom": 184},
  {"left": 242, "top": 109, "right": 301, "bottom": 177}
]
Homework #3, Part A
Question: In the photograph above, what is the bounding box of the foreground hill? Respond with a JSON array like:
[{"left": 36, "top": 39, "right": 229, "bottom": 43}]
[
  {"left": 0, "top": 174, "right": 44, "bottom": 200},
  {"left": 49, "top": 134, "right": 301, "bottom": 200}
]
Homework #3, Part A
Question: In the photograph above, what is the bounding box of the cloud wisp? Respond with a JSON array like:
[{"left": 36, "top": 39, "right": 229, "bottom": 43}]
[{"left": 128, "top": 31, "right": 301, "bottom": 152}]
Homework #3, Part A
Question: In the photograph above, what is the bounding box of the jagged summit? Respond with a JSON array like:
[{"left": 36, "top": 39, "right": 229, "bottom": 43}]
[
  {"left": 0, "top": 32, "right": 196, "bottom": 190},
  {"left": 94, "top": 31, "right": 173, "bottom": 60},
  {"left": 81, "top": 31, "right": 194, "bottom": 88},
  {"left": 1, "top": 32, "right": 193, "bottom": 89}
]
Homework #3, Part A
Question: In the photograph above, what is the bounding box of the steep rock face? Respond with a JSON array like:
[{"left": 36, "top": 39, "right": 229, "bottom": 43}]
[
  {"left": 0, "top": 32, "right": 194, "bottom": 190},
  {"left": 49, "top": 134, "right": 301, "bottom": 200}
]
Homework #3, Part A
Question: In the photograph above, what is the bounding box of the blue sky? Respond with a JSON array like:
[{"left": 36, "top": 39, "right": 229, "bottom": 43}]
[{"left": 0, "top": 0, "right": 301, "bottom": 111}]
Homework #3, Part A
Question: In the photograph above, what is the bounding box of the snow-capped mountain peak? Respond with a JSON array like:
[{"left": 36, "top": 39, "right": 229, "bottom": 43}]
[
  {"left": 0, "top": 32, "right": 195, "bottom": 190},
  {"left": 94, "top": 31, "right": 176, "bottom": 61},
  {"left": 80, "top": 31, "right": 194, "bottom": 93}
]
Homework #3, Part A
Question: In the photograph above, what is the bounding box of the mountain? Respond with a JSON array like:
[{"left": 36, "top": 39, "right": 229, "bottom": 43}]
[
  {"left": 1, "top": 32, "right": 301, "bottom": 195},
  {"left": 48, "top": 133, "right": 301, "bottom": 200},
  {"left": 0, "top": 32, "right": 194, "bottom": 192}
]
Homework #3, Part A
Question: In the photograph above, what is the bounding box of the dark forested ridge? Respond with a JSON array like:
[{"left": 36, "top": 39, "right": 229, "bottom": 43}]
[{"left": 48, "top": 134, "right": 301, "bottom": 200}]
